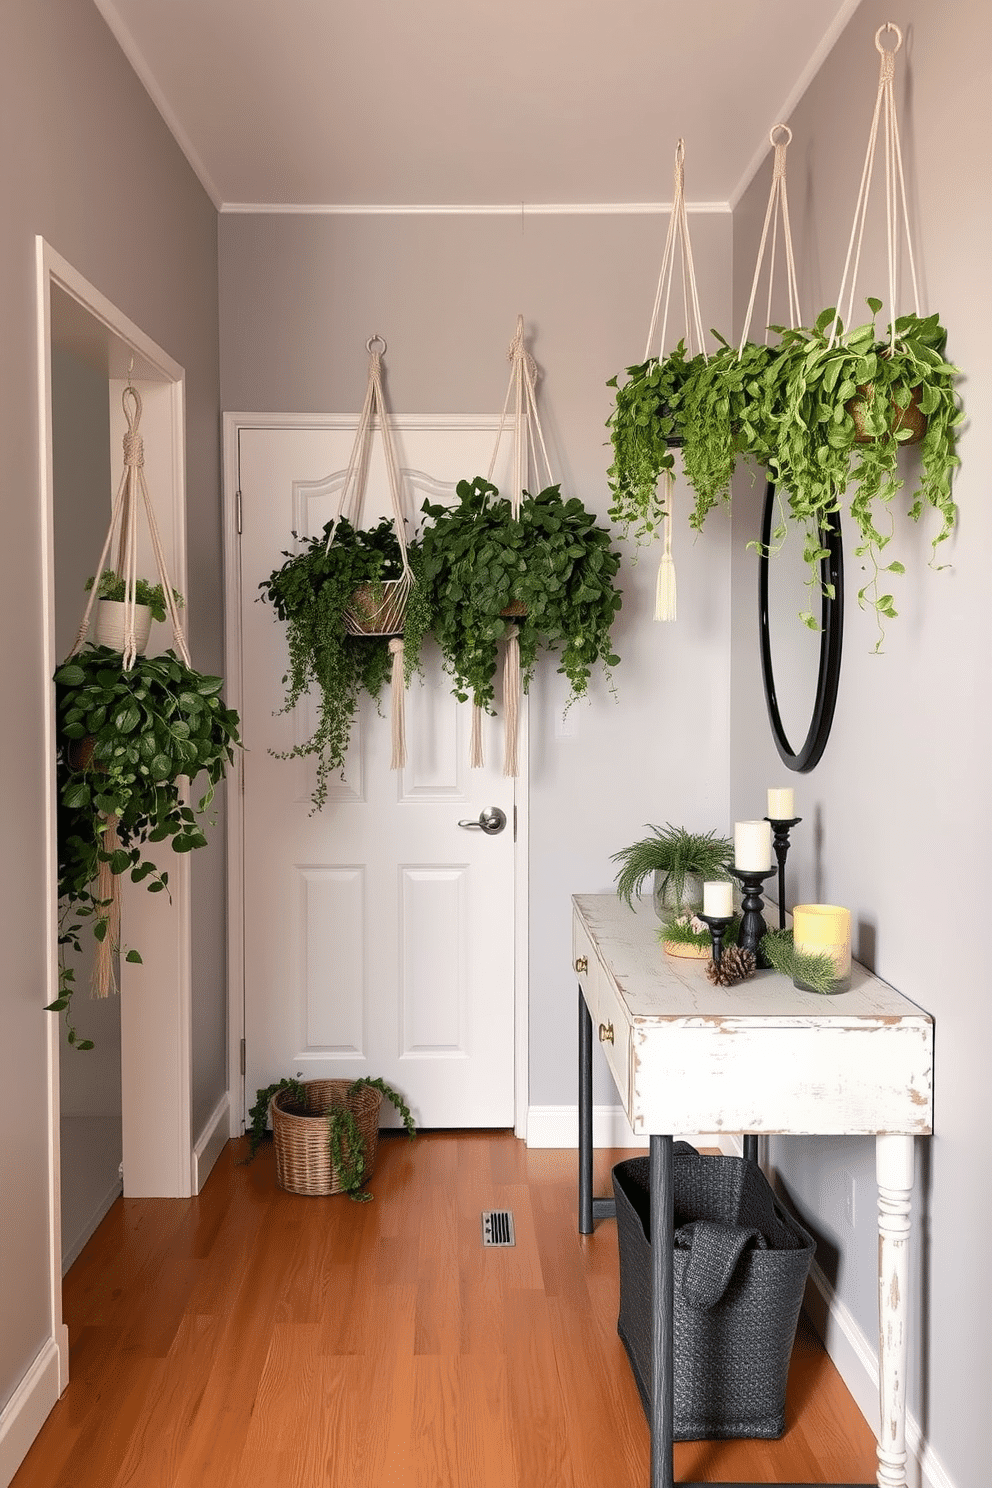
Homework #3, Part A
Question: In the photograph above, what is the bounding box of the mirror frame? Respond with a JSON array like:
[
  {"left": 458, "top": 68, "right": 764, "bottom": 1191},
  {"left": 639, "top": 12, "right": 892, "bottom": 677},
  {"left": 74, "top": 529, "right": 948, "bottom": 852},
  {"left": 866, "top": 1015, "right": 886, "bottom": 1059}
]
[{"left": 758, "top": 480, "right": 844, "bottom": 773}]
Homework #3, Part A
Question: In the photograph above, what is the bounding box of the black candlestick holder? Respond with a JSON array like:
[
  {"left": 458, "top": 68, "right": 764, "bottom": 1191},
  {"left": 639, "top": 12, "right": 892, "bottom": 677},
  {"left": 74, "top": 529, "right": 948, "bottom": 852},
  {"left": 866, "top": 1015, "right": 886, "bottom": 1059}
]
[
  {"left": 764, "top": 815, "right": 802, "bottom": 930},
  {"left": 727, "top": 864, "right": 777, "bottom": 967},
  {"left": 697, "top": 912, "right": 735, "bottom": 966}
]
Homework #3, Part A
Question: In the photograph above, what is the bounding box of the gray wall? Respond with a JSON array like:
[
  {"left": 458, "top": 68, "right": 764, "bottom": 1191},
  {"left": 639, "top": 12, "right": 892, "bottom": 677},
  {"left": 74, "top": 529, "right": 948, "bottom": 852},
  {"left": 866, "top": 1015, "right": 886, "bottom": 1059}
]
[
  {"left": 219, "top": 208, "right": 735, "bottom": 1109},
  {"left": 730, "top": 6, "right": 991, "bottom": 1484},
  {"left": 0, "top": 0, "right": 223, "bottom": 1428}
]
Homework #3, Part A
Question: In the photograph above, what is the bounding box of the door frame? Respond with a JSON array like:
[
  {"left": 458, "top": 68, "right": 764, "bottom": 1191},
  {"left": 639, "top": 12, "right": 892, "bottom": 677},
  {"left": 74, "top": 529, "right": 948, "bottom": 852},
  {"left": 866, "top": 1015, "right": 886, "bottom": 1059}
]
[
  {"left": 37, "top": 239, "right": 192, "bottom": 1221},
  {"left": 222, "top": 412, "right": 530, "bottom": 1138}
]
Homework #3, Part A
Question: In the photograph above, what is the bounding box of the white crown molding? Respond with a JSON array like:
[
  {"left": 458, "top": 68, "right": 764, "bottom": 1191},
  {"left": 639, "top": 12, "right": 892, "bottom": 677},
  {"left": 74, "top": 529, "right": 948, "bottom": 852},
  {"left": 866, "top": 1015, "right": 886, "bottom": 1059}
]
[
  {"left": 220, "top": 200, "right": 731, "bottom": 217},
  {"left": 729, "top": 0, "right": 863, "bottom": 209},
  {"left": 91, "top": 0, "right": 223, "bottom": 209}
]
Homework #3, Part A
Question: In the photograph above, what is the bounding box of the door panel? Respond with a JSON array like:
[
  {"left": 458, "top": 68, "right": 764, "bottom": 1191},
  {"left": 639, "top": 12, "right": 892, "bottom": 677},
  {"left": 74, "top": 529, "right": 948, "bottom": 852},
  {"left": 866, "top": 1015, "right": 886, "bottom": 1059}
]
[{"left": 237, "top": 420, "right": 517, "bottom": 1127}]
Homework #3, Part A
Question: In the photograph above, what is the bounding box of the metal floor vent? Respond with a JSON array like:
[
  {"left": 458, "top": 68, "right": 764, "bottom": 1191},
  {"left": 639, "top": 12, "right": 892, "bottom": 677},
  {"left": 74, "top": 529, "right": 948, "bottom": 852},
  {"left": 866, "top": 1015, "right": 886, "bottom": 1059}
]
[{"left": 481, "top": 1209, "right": 516, "bottom": 1247}]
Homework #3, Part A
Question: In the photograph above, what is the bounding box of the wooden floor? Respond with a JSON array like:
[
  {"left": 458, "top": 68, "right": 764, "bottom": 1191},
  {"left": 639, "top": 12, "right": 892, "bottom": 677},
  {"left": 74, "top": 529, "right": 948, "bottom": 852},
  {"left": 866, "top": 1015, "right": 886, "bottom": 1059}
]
[{"left": 14, "top": 1132, "right": 879, "bottom": 1487}]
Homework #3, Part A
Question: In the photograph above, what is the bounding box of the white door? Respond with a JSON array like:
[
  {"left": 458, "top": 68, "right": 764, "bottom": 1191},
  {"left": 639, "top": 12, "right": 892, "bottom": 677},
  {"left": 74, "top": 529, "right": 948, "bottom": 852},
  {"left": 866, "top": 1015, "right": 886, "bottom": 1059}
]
[{"left": 234, "top": 418, "right": 519, "bottom": 1128}]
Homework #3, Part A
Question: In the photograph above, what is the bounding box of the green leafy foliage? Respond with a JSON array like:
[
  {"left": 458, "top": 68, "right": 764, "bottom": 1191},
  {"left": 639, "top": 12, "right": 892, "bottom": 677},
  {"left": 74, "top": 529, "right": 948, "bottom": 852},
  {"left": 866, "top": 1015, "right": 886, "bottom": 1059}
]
[
  {"left": 681, "top": 336, "right": 779, "bottom": 528},
  {"left": 85, "top": 569, "right": 184, "bottom": 623},
  {"left": 659, "top": 912, "right": 741, "bottom": 950},
  {"left": 606, "top": 342, "right": 703, "bottom": 542},
  {"left": 258, "top": 518, "right": 417, "bottom": 811},
  {"left": 611, "top": 824, "right": 734, "bottom": 909},
  {"left": 51, "top": 645, "right": 241, "bottom": 1045},
  {"left": 246, "top": 1076, "right": 416, "bottom": 1201},
  {"left": 412, "top": 476, "right": 622, "bottom": 712},
  {"left": 760, "top": 927, "right": 843, "bottom": 995}
]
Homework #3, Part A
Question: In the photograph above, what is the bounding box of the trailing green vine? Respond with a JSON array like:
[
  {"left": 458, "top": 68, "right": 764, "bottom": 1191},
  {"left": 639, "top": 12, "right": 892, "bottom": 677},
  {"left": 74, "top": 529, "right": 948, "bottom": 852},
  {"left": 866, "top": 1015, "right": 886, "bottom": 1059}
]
[
  {"left": 258, "top": 517, "right": 415, "bottom": 810},
  {"left": 606, "top": 342, "right": 702, "bottom": 542}
]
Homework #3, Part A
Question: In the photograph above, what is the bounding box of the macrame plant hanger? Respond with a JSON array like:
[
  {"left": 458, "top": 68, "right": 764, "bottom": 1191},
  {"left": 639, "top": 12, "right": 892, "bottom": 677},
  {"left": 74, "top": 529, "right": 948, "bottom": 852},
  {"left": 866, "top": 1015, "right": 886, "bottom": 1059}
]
[
  {"left": 738, "top": 125, "right": 802, "bottom": 355},
  {"left": 481, "top": 315, "right": 555, "bottom": 776},
  {"left": 68, "top": 370, "right": 191, "bottom": 998},
  {"left": 324, "top": 336, "right": 414, "bottom": 769},
  {"left": 829, "top": 24, "right": 920, "bottom": 351},
  {"left": 643, "top": 138, "right": 706, "bottom": 621}
]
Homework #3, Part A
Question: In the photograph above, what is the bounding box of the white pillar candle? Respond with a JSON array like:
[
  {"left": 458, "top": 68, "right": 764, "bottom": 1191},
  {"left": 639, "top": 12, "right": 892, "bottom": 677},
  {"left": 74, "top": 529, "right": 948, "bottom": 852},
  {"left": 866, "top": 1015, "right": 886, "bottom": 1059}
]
[
  {"left": 703, "top": 881, "right": 733, "bottom": 918},
  {"left": 767, "top": 787, "right": 795, "bottom": 820},
  {"left": 734, "top": 819, "right": 772, "bottom": 872},
  {"left": 792, "top": 904, "right": 852, "bottom": 990}
]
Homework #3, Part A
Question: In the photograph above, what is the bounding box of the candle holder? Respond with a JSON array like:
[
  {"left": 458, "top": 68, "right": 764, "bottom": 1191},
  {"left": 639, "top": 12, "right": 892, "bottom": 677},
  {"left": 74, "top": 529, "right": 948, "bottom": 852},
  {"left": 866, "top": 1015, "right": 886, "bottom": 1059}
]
[
  {"left": 697, "top": 912, "right": 735, "bottom": 966},
  {"left": 764, "top": 816, "right": 802, "bottom": 930},
  {"left": 727, "top": 864, "right": 777, "bottom": 967}
]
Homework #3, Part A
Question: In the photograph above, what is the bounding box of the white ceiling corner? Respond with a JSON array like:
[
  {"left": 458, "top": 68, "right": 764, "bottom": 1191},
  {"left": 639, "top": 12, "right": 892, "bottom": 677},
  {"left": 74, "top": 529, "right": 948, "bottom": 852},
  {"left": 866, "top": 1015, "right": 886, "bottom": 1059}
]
[{"left": 92, "top": 0, "right": 861, "bottom": 214}]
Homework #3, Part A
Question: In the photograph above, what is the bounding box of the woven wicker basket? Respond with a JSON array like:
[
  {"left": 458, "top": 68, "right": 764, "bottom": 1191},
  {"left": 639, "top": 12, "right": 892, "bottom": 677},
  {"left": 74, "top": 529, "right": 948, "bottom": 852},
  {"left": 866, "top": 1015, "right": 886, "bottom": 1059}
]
[
  {"left": 272, "top": 1079, "right": 382, "bottom": 1196},
  {"left": 342, "top": 578, "right": 410, "bottom": 637}
]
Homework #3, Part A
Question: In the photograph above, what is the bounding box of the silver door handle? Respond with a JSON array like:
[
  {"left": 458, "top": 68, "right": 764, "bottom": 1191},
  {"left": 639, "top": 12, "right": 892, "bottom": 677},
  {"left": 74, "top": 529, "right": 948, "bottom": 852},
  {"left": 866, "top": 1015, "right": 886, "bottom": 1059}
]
[{"left": 457, "top": 806, "right": 507, "bottom": 836}]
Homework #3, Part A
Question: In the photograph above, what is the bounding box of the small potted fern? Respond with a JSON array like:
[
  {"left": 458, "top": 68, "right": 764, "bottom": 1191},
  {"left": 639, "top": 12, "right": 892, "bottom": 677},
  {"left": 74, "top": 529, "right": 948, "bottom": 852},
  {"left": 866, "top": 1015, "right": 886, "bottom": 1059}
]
[{"left": 611, "top": 823, "right": 733, "bottom": 922}]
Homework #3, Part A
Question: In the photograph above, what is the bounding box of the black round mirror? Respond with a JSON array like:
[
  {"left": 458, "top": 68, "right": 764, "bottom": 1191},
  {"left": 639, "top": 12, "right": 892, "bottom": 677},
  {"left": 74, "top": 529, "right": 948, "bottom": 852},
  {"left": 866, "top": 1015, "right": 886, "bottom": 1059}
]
[{"left": 758, "top": 480, "right": 844, "bottom": 773}]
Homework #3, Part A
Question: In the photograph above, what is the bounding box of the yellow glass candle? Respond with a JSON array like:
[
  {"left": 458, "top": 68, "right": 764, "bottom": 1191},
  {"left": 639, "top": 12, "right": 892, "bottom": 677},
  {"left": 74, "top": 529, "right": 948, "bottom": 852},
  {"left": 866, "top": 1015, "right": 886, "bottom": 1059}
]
[{"left": 791, "top": 904, "right": 851, "bottom": 992}]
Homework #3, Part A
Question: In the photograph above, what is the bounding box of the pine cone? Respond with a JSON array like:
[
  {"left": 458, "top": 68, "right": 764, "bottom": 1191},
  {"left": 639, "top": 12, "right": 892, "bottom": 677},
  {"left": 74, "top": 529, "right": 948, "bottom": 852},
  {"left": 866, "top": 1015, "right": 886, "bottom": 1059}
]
[{"left": 705, "top": 945, "right": 757, "bottom": 987}]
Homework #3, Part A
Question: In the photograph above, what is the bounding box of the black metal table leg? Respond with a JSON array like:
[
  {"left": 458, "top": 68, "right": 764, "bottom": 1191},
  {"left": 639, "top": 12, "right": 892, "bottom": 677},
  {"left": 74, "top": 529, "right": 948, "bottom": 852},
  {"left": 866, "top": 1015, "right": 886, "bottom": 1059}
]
[
  {"left": 578, "top": 986, "right": 617, "bottom": 1234},
  {"left": 650, "top": 1134, "right": 675, "bottom": 1488},
  {"left": 743, "top": 1134, "right": 759, "bottom": 1163}
]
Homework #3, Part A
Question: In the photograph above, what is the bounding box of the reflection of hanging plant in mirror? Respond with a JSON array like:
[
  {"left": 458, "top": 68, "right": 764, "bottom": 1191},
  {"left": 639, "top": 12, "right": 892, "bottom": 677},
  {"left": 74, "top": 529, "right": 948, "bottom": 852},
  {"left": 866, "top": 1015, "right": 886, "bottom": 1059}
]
[
  {"left": 408, "top": 477, "right": 622, "bottom": 713},
  {"left": 606, "top": 341, "right": 702, "bottom": 542},
  {"left": 51, "top": 647, "right": 241, "bottom": 1047},
  {"left": 259, "top": 517, "right": 419, "bottom": 811}
]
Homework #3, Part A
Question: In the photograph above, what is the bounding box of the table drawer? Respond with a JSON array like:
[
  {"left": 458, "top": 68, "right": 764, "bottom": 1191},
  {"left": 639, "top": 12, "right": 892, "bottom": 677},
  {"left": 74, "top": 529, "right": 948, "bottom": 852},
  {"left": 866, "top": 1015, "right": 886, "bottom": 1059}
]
[{"left": 573, "top": 913, "right": 631, "bottom": 1109}]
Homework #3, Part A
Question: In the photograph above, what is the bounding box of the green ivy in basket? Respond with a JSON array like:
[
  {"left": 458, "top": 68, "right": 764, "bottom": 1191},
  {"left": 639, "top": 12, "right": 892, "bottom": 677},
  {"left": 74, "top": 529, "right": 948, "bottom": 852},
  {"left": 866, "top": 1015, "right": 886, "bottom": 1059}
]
[
  {"left": 606, "top": 341, "right": 703, "bottom": 543},
  {"left": 246, "top": 1076, "right": 416, "bottom": 1201},
  {"left": 259, "top": 517, "right": 419, "bottom": 811},
  {"left": 50, "top": 645, "right": 241, "bottom": 1048},
  {"left": 408, "top": 476, "right": 622, "bottom": 714}
]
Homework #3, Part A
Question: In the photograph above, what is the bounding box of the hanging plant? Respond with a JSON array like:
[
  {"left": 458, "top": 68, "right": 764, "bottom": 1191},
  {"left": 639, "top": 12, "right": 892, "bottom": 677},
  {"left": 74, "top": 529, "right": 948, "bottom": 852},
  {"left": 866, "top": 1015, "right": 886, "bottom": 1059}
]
[
  {"left": 606, "top": 341, "right": 702, "bottom": 542},
  {"left": 680, "top": 334, "right": 780, "bottom": 530},
  {"left": 409, "top": 476, "right": 622, "bottom": 714},
  {"left": 259, "top": 516, "right": 419, "bottom": 810},
  {"left": 761, "top": 301, "right": 961, "bottom": 638},
  {"left": 51, "top": 645, "right": 241, "bottom": 1047}
]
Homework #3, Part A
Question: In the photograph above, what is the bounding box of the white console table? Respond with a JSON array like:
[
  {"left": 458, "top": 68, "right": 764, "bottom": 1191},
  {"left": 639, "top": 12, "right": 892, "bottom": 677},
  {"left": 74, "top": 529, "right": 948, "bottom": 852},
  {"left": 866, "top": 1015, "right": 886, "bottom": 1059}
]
[{"left": 572, "top": 893, "right": 933, "bottom": 1488}]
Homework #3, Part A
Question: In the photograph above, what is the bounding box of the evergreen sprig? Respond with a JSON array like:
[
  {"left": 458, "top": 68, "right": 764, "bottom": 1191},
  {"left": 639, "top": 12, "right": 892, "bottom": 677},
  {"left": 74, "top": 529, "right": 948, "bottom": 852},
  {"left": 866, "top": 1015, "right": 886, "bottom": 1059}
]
[{"left": 760, "top": 927, "right": 843, "bottom": 995}]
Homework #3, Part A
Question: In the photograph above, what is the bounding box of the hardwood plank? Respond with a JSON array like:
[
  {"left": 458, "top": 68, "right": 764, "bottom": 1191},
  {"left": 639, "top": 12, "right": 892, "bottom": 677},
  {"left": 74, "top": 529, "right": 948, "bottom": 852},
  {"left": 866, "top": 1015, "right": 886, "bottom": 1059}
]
[{"left": 11, "top": 1134, "right": 879, "bottom": 1488}]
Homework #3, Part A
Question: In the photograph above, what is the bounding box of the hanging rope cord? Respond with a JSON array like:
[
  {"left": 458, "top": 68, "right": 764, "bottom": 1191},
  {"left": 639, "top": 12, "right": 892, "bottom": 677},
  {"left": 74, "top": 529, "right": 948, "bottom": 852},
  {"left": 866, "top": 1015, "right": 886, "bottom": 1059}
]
[
  {"left": 477, "top": 316, "right": 555, "bottom": 775},
  {"left": 68, "top": 381, "right": 190, "bottom": 997},
  {"left": 829, "top": 23, "right": 920, "bottom": 351},
  {"left": 323, "top": 338, "right": 413, "bottom": 770},
  {"left": 641, "top": 139, "right": 707, "bottom": 623},
  {"left": 738, "top": 125, "right": 802, "bottom": 352},
  {"left": 70, "top": 384, "right": 191, "bottom": 671}
]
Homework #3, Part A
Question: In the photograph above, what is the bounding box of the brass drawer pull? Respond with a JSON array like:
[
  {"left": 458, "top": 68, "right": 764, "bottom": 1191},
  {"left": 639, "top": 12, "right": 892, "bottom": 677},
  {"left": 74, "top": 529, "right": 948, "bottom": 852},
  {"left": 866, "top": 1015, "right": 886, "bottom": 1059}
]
[
  {"left": 598, "top": 1021, "right": 614, "bottom": 1045},
  {"left": 574, "top": 955, "right": 588, "bottom": 973}
]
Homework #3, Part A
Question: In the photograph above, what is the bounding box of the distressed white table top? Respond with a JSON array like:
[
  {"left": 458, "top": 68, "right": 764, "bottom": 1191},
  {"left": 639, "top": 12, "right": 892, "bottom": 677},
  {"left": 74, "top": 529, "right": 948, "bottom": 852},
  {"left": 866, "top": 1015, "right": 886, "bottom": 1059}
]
[{"left": 573, "top": 894, "right": 934, "bottom": 1135}]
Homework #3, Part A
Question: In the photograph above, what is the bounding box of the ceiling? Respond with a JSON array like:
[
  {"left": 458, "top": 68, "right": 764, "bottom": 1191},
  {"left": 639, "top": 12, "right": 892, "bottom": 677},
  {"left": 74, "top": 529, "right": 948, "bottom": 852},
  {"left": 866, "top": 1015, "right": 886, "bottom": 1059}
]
[{"left": 93, "top": 0, "right": 861, "bottom": 212}]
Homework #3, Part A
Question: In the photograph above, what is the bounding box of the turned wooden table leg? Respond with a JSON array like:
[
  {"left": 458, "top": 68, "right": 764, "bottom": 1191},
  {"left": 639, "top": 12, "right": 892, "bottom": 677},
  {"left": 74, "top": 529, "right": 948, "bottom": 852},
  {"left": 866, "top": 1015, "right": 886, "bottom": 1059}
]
[{"left": 875, "top": 1133, "right": 914, "bottom": 1488}]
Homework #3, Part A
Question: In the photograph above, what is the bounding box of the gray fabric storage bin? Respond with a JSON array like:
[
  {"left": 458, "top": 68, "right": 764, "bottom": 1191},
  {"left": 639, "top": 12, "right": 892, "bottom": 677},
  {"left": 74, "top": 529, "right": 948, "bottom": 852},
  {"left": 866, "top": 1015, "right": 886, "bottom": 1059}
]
[{"left": 612, "top": 1144, "right": 815, "bottom": 1441}]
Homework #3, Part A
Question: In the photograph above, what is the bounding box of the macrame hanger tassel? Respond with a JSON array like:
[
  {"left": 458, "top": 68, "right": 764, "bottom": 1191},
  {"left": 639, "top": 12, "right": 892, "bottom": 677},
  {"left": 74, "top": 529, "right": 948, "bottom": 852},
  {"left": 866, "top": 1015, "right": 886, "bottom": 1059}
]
[
  {"left": 502, "top": 625, "right": 521, "bottom": 777},
  {"left": 470, "top": 703, "right": 484, "bottom": 768},
  {"left": 388, "top": 637, "right": 406, "bottom": 770},
  {"left": 655, "top": 471, "right": 677, "bottom": 622},
  {"left": 91, "top": 818, "right": 122, "bottom": 999}
]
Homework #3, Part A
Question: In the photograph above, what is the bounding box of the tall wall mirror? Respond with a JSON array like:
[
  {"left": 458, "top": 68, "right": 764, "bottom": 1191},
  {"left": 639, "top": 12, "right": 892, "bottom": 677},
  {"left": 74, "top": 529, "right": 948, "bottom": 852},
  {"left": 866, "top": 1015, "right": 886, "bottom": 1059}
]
[{"left": 758, "top": 479, "right": 844, "bottom": 772}]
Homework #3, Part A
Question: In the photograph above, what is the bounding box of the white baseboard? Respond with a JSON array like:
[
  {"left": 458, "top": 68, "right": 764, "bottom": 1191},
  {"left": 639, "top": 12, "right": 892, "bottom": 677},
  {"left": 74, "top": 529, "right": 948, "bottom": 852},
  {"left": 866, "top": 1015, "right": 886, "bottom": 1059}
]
[
  {"left": 524, "top": 1105, "right": 738, "bottom": 1152},
  {"left": 0, "top": 1335, "right": 64, "bottom": 1488},
  {"left": 192, "top": 1093, "right": 230, "bottom": 1194},
  {"left": 805, "top": 1261, "right": 956, "bottom": 1488}
]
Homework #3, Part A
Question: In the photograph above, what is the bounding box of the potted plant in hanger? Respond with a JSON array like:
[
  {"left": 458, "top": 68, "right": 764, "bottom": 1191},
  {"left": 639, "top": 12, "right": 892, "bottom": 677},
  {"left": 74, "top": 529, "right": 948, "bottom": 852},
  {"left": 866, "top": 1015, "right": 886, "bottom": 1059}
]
[
  {"left": 85, "top": 568, "right": 185, "bottom": 654},
  {"left": 680, "top": 334, "right": 780, "bottom": 531},
  {"left": 406, "top": 476, "right": 622, "bottom": 716},
  {"left": 758, "top": 300, "right": 961, "bottom": 640},
  {"left": 606, "top": 340, "right": 703, "bottom": 543},
  {"left": 50, "top": 641, "right": 241, "bottom": 1047},
  {"left": 259, "top": 516, "right": 421, "bottom": 809}
]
